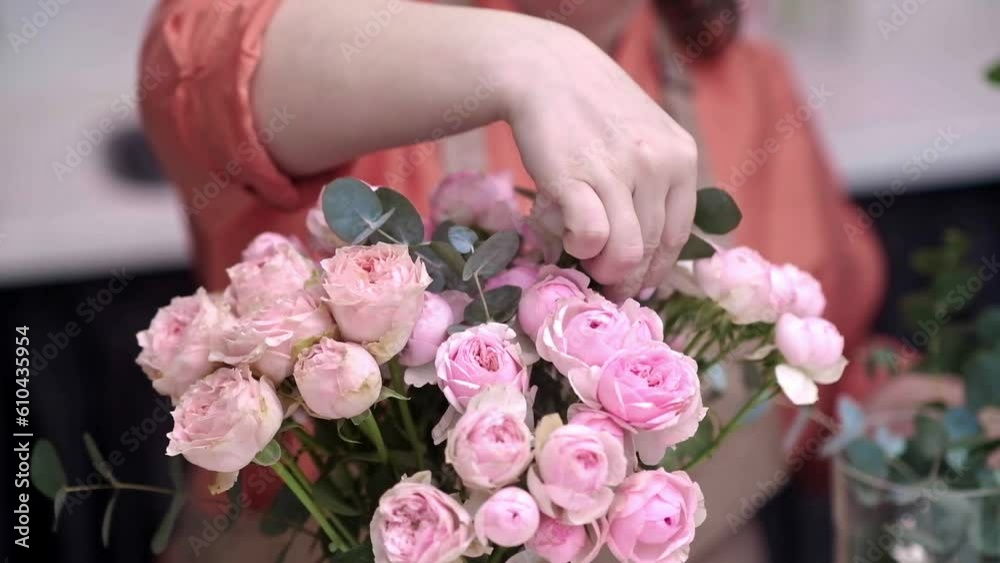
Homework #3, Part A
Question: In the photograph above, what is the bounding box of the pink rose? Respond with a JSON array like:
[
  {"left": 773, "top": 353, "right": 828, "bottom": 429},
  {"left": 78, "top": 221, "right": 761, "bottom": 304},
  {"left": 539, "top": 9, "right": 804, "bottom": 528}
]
[
  {"left": 527, "top": 416, "right": 626, "bottom": 524},
  {"left": 165, "top": 366, "right": 282, "bottom": 472},
  {"left": 693, "top": 246, "right": 774, "bottom": 324},
  {"left": 475, "top": 487, "right": 541, "bottom": 547},
  {"left": 523, "top": 516, "right": 607, "bottom": 563},
  {"left": 485, "top": 263, "right": 542, "bottom": 291},
  {"left": 305, "top": 204, "right": 346, "bottom": 256},
  {"left": 321, "top": 243, "right": 432, "bottom": 363},
  {"left": 211, "top": 292, "right": 334, "bottom": 383},
  {"left": 568, "top": 404, "right": 635, "bottom": 467},
  {"left": 607, "top": 469, "right": 706, "bottom": 563},
  {"left": 656, "top": 261, "right": 704, "bottom": 299},
  {"left": 774, "top": 313, "right": 847, "bottom": 405},
  {"left": 226, "top": 239, "right": 318, "bottom": 316},
  {"left": 518, "top": 266, "right": 591, "bottom": 339},
  {"left": 399, "top": 293, "right": 457, "bottom": 367},
  {"left": 293, "top": 337, "right": 382, "bottom": 419},
  {"left": 568, "top": 341, "right": 705, "bottom": 465},
  {"left": 371, "top": 471, "right": 474, "bottom": 563},
  {"left": 430, "top": 170, "right": 519, "bottom": 232},
  {"left": 446, "top": 385, "right": 533, "bottom": 490},
  {"left": 136, "top": 288, "right": 223, "bottom": 400},
  {"left": 240, "top": 232, "right": 305, "bottom": 263},
  {"left": 537, "top": 296, "right": 662, "bottom": 376},
  {"left": 435, "top": 323, "right": 529, "bottom": 412},
  {"left": 775, "top": 263, "right": 826, "bottom": 318}
]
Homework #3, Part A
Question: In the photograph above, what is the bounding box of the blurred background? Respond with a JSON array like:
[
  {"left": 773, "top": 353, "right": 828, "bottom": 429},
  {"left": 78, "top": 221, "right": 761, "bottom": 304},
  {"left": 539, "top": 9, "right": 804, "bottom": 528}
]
[{"left": 1, "top": 0, "right": 998, "bottom": 562}]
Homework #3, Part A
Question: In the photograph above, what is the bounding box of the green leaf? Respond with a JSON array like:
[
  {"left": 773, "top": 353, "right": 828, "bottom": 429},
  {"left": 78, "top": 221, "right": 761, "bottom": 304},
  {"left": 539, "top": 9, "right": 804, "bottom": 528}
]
[
  {"left": 350, "top": 409, "right": 374, "bottom": 426},
  {"left": 987, "top": 60, "right": 1000, "bottom": 85},
  {"left": 350, "top": 209, "right": 396, "bottom": 245},
  {"left": 671, "top": 414, "right": 717, "bottom": 466},
  {"left": 330, "top": 542, "right": 375, "bottom": 562},
  {"left": 336, "top": 420, "right": 363, "bottom": 445},
  {"left": 464, "top": 285, "right": 522, "bottom": 325},
  {"left": 943, "top": 407, "right": 981, "bottom": 442},
  {"left": 447, "top": 225, "right": 478, "bottom": 254},
  {"left": 678, "top": 234, "right": 716, "bottom": 260},
  {"left": 845, "top": 438, "right": 888, "bottom": 479},
  {"left": 83, "top": 432, "right": 116, "bottom": 483},
  {"left": 322, "top": 178, "right": 383, "bottom": 243},
  {"left": 975, "top": 306, "right": 1000, "bottom": 346},
  {"left": 693, "top": 187, "right": 742, "bottom": 234},
  {"left": 253, "top": 440, "right": 283, "bottom": 467},
  {"left": 427, "top": 242, "right": 466, "bottom": 276},
  {"left": 462, "top": 231, "right": 520, "bottom": 281},
  {"left": 372, "top": 188, "right": 424, "bottom": 245},
  {"left": 31, "top": 439, "right": 66, "bottom": 498},
  {"left": 150, "top": 490, "right": 186, "bottom": 554},
  {"left": 260, "top": 484, "right": 309, "bottom": 536},
  {"left": 101, "top": 491, "right": 119, "bottom": 547},
  {"left": 377, "top": 386, "right": 409, "bottom": 402},
  {"left": 914, "top": 413, "right": 949, "bottom": 460},
  {"left": 312, "top": 479, "right": 362, "bottom": 517},
  {"left": 962, "top": 349, "right": 1000, "bottom": 411}
]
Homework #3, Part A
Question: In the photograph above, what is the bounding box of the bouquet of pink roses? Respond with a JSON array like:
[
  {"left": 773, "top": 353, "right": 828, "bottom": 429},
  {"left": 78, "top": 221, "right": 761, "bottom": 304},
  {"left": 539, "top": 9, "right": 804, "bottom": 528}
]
[{"left": 33, "top": 172, "right": 848, "bottom": 562}]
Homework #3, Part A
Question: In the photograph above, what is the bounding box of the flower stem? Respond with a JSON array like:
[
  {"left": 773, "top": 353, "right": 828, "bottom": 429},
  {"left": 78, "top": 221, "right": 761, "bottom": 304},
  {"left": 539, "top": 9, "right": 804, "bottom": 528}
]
[
  {"left": 62, "top": 483, "right": 175, "bottom": 495},
  {"left": 389, "top": 359, "right": 427, "bottom": 469},
  {"left": 682, "top": 382, "right": 777, "bottom": 471},
  {"left": 281, "top": 457, "right": 357, "bottom": 547},
  {"left": 357, "top": 411, "right": 395, "bottom": 476},
  {"left": 473, "top": 275, "right": 491, "bottom": 320},
  {"left": 489, "top": 546, "right": 512, "bottom": 563},
  {"left": 274, "top": 458, "right": 351, "bottom": 552}
]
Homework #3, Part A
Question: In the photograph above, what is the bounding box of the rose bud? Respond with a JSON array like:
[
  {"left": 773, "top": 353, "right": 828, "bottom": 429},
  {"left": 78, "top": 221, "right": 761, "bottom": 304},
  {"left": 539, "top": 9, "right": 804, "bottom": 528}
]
[
  {"left": 527, "top": 416, "right": 627, "bottom": 525},
  {"left": 165, "top": 365, "right": 282, "bottom": 472},
  {"left": 517, "top": 266, "right": 591, "bottom": 339},
  {"left": 321, "top": 243, "right": 432, "bottom": 363},
  {"left": 240, "top": 232, "right": 305, "bottom": 262},
  {"left": 606, "top": 469, "right": 706, "bottom": 563},
  {"left": 136, "top": 288, "right": 223, "bottom": 400},
  {"left": 435, "top": 323, "right": 529, "bottom": 412},
  {"left": 485, "top": 263, "right": 541, "bottom": 291},
  {"left": 475, "top": 487, "right": 541, "bottom": 547},
  {"left": 211, "top": 292, "right": 334, "bottom": 384},
  {"left": 774, "top": 313, "right": 847, "bottom": 405},
  {"left": 225, "top": 237, "right": 318, "bottom": 316},
  {"left": 693, "top": 246, "right": 774, "bottom": 324},
  {"left": 399, "top": 293, "right": 456, "bottom": 367},
  {"left": 777, "top": 263, "right": 826, "bottom": 318},
  {"left": 293, "top": 338, "right": 382, "bottom": 420},
  {"left": 371, "top": 471, "right": 474, "bottom": 563},
  {"left": 446, "top": 385, "right": 533, "bottom": 490},
  {"left": 430, "top": 170, "right": 519, "bottom": 232},
  {"left": 524, "top": 515, "right": 607, "bottom": 563}
]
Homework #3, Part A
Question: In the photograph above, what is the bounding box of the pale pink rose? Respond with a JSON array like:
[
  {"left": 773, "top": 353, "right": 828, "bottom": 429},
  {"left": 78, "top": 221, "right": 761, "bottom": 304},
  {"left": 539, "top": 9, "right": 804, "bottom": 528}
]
[
  {"left": 656, "top": 261, "right": 704, "bottom": 299},
  {"left": 475, "top": 487, "right": 541, "bottom": 547},
  {"left": 568, "top": 341, "right": 705, "bottom": 465},
  {"left": 321, "top": 243, "right": 432, "bottom": 363},
  {"left": 240, "top": 232, "right": 305, "bottom": 263},
  {"left": 693, "top": 246, "right": 774, "bottom": 324},
  {"left": 165, "top": 366, "right": 282, "bottom": 472},
  {"left": 525, "top": 516, "right": 607, "bottom": 563},
  {"left": 778, "top": 263, "right": 826, "bottom": 318},
  {"left": 537, "top": 296, "right": 663, "bottom": 376},
  {"left": 435, "top": 323, "right": 529, "bottom": 412},
  {"left": 485, "top": 263, "right": 542, "bottom": 291},
  {"left": 305, "top": 205, "right": 346, "bottom": 256},
  {"left": 518, "top": 266, "right": 591, "bottom": 339},
  {"left": 446, "top": 385, "right": 533, "bottom": 490},
  {"left": 371, "top": 471, "right": 474, "bottom": 563},
  {"left": 136, "top": 288, "right": 223, "bottom": 400},
  {"left": 607, "top": 469, "right": 705, "bottom": 563},
  {"left": 211, "top": 292, "right": 334, "bottom": 383},
  {"left": 399, "top": 293, "right": 458, "bottom": 367},
  {"left": 293, "top": 337, "right": 382, "bottom": 419},
  {"left": 774, "top": 313, "right": 847, "bottom": 405},
  {"left": 568, "top": 404, "right": 635, "bottom": 467},
  {"left": 226, "top": 240, "right": 318, "bottom": 316},
  {"left": 430, "top": 170, "right": 519, "bottom": 232},
  {"left": 527, "top": 416, "right": 627, "bottom": 525}
]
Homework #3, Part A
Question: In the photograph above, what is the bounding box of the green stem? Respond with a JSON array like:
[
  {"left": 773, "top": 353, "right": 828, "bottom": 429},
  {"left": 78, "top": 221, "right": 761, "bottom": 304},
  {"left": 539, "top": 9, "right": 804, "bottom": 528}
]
[
  {"left": 473, "top": 275, "right": 491, "bottom": 320},
  {"left": 280, "top": 461, "right": 357, "bottom": 546},
  {"left": 62, "top": 483, "right": 175, "bottom": 495},
  {"left": 274, "top": 459, "right": 350, "bottom": 552},
  {"left": 357, "top": 412, "right": 395, "bottom": 475},
  {"left": 390, "top": 359, "right": 427, "bottom": 469},
  {"left": 489, "top": 546, "right": 512, "bottom": 563},
  {"left": 682, "top": 383, "right": 776, "bottom": 471}
]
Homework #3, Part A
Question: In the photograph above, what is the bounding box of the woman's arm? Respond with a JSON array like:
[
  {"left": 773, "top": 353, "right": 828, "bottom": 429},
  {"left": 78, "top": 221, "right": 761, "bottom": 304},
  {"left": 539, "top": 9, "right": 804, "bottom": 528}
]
[{"left": 252, "top": 0, "right": 699, "bottom": 296}]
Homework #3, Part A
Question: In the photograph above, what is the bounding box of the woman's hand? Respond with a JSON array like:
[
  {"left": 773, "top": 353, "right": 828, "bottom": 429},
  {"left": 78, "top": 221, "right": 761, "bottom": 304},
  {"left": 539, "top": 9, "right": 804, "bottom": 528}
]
[{"left": 504, "top": 25, "right": 699, "bottom": 299}]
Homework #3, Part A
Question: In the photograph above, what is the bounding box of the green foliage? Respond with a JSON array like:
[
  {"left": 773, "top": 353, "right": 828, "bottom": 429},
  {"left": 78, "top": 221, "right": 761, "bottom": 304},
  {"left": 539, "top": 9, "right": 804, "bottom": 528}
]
[
  {"left": 693, "top": 187, "right": 742, "bottom": 235},
  {"left": 371, "top": 188, "right": 424, "bottom": 245},
  {"left": 462, "top": 231, "right": 520, "bottom": 281},
  {"left": 151, "top": 457, "right": 186, "bottom": 554},
  {"left": 464, "top": 286, "right": 522, "bottom": 325},
  {"left": 30, "top": 439, "right": 66, "bottom": 498},
  {"left": 253, "top": 440, "right": 283, "bottom": 467},
  {"left": 322, "top": 178, "right": 385, "bottom": 244},
  {"left": 678, "top": 234, "right": 715, "bottom": 260}
]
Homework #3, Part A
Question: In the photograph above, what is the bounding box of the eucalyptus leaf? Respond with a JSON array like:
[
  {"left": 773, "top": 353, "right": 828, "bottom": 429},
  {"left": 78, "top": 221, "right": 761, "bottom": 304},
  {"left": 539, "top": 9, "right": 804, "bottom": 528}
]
[
  {"left": 464, "top": 285, "right": 522, "bottom": 325},
  {"left": 447, "top": 225, "right": 478, "bottom": 254},
  {"left": 821, "top": 395, "right": 866, "bottom": 457},
  {"left": 427, "top": 242, "right": 466, "bottom": 276},
  {"left": 975, "top": 306, "right": 1000, "bottom": 345},
  {"left": 943, "top": 407, "right": 980, "bottom": 442},
  {"left": 462, "top": 231, "right": 520, "bottom": 281},
  {"left": 150, "top": 489, "right": 186, "bottom": 554},
  {"left": 322, "top": 178, "right": 383, "bottom": 243},
  {"left": 874, "top": 426, "right": 906, "bottom": 458},
  {"left": 678, "top": 234, "right": 716, "bottom": 260},
  {"left": 694, "top": 187, "right": 742, "bottom": 234},
  {"left": 372, "top": 188, "right": 424, "bottom": 245},
  {"left": 253, "top": 440, "right": 282, "bottom": 467},
  {"left": 845, "top": 438, "right": 888, "bottom": 479},
  {"left": 101, "top": 491, "right": 119, "bottom": 547},
  {"left": 350, "top": 208, "right": 396, "bottom": 245},
  {"left": 913, "top": 414, "right": 948, "bottom": 460},
  {"left": 30, "top": 439, "right": 66, "bottom": 498},
  {"left": 84, "top": 432, "right": 116, "bottom": 483},
  {"left": 963, "top": 349, "right": 1000, "bottom": 411}
]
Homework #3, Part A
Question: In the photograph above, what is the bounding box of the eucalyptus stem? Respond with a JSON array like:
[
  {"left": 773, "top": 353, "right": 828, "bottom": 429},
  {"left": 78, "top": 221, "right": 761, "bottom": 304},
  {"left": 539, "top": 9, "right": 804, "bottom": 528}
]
[
  {"left": 274, "top": 458, "right": 350, "bottom": 552},
  {"left": 682, "top": 383, "right": 777, "bottom": 471},
  {"left": 62, "top": 483, "right": 175, "bottom": 495},
  {"left": 390, "top": 359, "right": 427, "bottom": 469},
  {"left": 473, "top": 275, "right": 491, "bottom": 320}
]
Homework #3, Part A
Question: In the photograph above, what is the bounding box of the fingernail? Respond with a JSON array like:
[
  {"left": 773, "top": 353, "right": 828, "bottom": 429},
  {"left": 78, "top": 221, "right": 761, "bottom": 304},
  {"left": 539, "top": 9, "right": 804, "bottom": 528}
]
[{"left": 638, "top": 287, "right": 655, "bottom": 300}]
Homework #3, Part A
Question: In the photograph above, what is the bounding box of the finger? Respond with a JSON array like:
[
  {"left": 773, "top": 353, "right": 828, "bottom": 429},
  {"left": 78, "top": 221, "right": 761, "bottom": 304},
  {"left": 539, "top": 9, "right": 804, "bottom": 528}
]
[
  {"left": 583, "top": 177, "right": 643, "bottom": 286},
  {"left": 543, "top": 178, "right": 610, "bottom": 260},
  {"left": 607, "top": 181, "right": 666, "bottom": 299},
  {"left": 641, "top": 177, "right": 696, "bottom": 290}
]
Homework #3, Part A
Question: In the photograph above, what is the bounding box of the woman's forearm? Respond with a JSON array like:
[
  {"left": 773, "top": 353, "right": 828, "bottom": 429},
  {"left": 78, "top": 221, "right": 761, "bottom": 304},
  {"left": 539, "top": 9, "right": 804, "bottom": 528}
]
[{"left": 252, "top": 0, "right": 553, "bottom": 175}]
